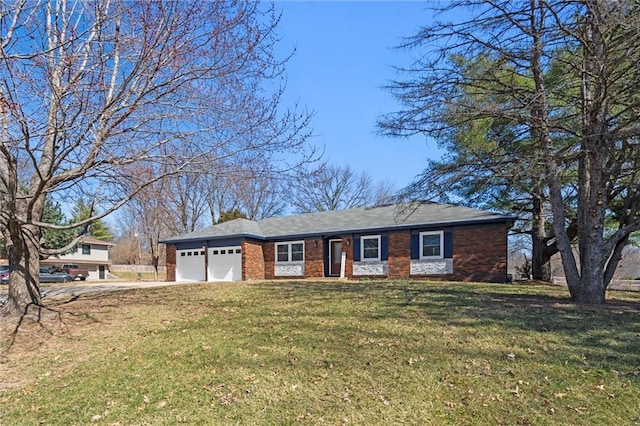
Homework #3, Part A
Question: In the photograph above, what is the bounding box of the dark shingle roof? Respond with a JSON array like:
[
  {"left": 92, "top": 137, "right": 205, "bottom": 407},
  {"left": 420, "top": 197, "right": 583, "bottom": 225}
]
[{"left": 162, "top": 202, "right": 514, "bottom": 244}]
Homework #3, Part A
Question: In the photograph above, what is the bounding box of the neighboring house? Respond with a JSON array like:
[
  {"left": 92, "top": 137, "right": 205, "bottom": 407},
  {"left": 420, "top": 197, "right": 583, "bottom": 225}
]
[
  {"left": 42, "top": 236, "right": 115, "bottom": 280},
  {"left": 162, "top": 202, "right": 515, "bottom": 284}
]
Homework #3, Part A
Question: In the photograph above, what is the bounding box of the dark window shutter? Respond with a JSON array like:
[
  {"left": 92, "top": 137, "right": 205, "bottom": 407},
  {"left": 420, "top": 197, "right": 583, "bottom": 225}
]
[
  {"left": 411, "top": 232, "right": 420, "bottom": 259},
  {"left": 353, "top": 235, "right": 361, "bottom": 261},
  {"left": 381, "top": 234, "right": 388, "bottom": 261},
  {"left": 444, "top": 230, "right": 453, "bottom": 258}
]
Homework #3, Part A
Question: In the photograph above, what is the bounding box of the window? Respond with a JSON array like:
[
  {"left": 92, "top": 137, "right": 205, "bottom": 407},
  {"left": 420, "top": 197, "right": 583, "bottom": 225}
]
[
  {"left": 361, "top": 235, "right": 381, "bottom": 261},
  {"left": 291, "top": 243, "right": 304, "bottom": 261},
  {"left": 276, "top": 244, "right": 289, "bottom": 262},
  {"left": 420, "top": 231, "right": 444, "bottom": 259},
  {"left": 275, "top": 241, "right": 305, "bottom": 263},
  {"left": 81, "top": 244, "right": 91, "bottom": 255}
]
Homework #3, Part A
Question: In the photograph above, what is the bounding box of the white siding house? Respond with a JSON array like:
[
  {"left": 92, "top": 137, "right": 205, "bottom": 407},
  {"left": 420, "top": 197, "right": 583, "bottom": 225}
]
[{"left": 42, "top": 236, "right": 115, "bottom": 280}]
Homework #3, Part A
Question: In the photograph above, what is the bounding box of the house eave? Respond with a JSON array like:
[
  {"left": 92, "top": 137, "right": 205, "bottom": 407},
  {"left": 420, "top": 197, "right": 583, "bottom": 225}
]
[{"left": 160, "top": 233, "right": 266, "bottom": 245}]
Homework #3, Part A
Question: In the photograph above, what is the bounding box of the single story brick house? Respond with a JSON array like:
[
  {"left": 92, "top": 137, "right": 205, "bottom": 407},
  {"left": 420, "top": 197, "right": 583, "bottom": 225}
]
[{"left": 162, "top": 202, "right": 515, "bottom": 283}]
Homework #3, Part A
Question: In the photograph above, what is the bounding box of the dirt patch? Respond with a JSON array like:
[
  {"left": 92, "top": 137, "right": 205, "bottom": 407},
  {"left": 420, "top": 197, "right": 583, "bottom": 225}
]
[{"left": 0, "top": 290, "right": 145, "bottom": 390}]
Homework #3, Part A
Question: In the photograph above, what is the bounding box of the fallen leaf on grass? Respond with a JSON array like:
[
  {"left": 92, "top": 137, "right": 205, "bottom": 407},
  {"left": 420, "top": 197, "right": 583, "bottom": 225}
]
[
  {"left": 296, "top": 412, "right": 312, "bottom": 422},
  {"left": 408, "top": 356, "right": 425, "bottom": 365},
  {"left": 202, "top": 383, "right": 225, "bottom": 392},
  {"left": 509, "top": 385, "right": 522, "bottom": 398}
]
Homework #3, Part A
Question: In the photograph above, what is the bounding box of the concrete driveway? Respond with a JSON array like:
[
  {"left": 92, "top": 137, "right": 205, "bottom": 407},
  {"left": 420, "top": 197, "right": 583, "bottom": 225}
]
[{"left": 0, "top": 280, "right": 186, "bottom": 306}]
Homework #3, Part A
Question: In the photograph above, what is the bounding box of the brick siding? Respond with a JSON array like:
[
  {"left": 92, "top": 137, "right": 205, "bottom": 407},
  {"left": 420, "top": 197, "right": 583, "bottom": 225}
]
[
  {"left": 263, "top": 242, "right": 275, "bottom": 279},
  {"left": 343, "top": 237, "right": 353, "bottom": 278},
  {"left": 243, "top": 240, "right": 265, "bottom": 280},
  {"left": 450, "top": 223, "right": 508, "bottom": 283},
  {"left": 305, "top": 239, "right": 324, "bottom": 278},
  {"left": 387, "top": 230, "right": 411, "bottom": 278},
  {"left": 166, "top": 245, "right": 176, "bottom": 281}
]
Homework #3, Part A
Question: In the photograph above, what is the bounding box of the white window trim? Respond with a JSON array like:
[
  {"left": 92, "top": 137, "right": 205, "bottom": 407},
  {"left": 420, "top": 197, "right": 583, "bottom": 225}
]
[
  {"left": 360, "top": 235, "right": 381, "bottom": 262},
  {"left": 275, "top": 241, "right": 305, "bottom": 263},
  {"left": 420, "top": 231, "right": 444, "bottom": 260}
]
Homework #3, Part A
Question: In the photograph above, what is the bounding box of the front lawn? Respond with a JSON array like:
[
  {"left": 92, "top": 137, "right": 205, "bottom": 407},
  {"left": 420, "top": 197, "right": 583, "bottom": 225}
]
[{"left": 1, "top": 280, "right": 639, "bottom": 425}]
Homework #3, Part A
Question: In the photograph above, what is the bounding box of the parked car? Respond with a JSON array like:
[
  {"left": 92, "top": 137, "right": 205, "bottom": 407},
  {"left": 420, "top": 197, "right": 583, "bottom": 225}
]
[
  {"left": 0, "top": 265, "right": 9, "bottom": 284},
  {"left": 1, "top": 266, "right": 74, "bottom": 284},
  {"left": 39, "top": 268, "right": 75, "bottom": 283},
  {"left": 50, "top": 264, "right": 89, "bottom": 280}
]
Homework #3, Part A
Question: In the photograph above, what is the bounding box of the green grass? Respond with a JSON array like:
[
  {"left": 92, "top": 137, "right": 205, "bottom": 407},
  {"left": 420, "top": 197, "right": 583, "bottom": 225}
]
[{"left": 1, "top": 280, "right": 639, "bottom": 425}]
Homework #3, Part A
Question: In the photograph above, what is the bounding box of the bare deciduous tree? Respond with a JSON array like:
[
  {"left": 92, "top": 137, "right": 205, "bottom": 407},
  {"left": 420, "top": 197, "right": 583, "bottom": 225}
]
[
  {"left": 0, "top": 1, "right": 312, "bottom": 316},
  {"left": 288, "top": 163, "right": 396, "bottom": 213}
]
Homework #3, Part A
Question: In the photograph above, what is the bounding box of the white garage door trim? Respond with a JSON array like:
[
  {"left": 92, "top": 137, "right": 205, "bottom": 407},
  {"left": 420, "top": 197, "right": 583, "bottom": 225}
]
[
  {"left": 208, "top": 246, "right": 242, "bottom": 282},
  {"left": 176, "top": 248, "right": 206, "bottom": 281}
]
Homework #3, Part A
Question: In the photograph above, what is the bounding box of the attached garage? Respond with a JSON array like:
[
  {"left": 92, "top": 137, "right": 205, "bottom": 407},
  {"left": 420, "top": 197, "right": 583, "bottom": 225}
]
[
  {"left": 175, "top": 246, "right": 242, "bottom": 282},
  {"left": 208, "top": 246, "right": 242, "bottom": 282},
  {"left": 176, "top": 248, "right": 206, "bottom": 281}
]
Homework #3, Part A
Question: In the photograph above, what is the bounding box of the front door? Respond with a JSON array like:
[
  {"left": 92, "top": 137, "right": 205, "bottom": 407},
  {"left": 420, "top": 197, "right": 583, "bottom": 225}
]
[{"left": 329, "top": 239, "right": 342, "bottom": 276}]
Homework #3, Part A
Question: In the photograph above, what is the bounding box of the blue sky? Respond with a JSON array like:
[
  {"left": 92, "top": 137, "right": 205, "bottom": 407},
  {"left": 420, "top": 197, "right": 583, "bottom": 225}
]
[{"left": 273, "top": 1, "right": 442, "bottom": 190}]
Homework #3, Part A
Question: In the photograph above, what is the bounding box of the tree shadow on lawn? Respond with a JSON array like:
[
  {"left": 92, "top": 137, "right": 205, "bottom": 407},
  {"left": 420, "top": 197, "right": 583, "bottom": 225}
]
[{"left": 255, "top": 280, "right": 640, "bottom": 375}]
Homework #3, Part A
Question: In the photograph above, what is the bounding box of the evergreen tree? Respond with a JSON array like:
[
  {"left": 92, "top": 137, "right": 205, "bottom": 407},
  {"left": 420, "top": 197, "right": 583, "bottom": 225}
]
[
  {"left": 40, "top": 199, "right": 76, "bottom": 252},
  {"left": 70, "top": 200, "right": 114, "bottom": 242}
]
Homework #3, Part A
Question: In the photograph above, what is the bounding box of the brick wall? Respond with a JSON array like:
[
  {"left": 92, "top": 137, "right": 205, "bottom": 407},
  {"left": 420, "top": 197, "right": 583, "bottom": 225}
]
[
  {"left": 243, "top": 240, "right": 265, "bottom": 280},
  {"left": 343, "top": 237, "right": 353, "bottom": 278},
  {"left": 264, "top": 242, "right": 275, "bottom": 279},
  {"left": 305, "top": 239, "right": 324, "bottom": 278},
  {"left": 451, "top": 223, "right": 508, "bottom": 283},
  {"left": 387, "top": 231, "right": 411, "bottom": 278},
  {"left": 166, "top": 245, "right": 176, "bottom": 281}
]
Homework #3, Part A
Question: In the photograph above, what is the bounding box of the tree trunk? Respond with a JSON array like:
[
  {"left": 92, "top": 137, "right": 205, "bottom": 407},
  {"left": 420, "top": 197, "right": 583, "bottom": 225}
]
[
  {"left": 572, "top": 275, "right": 606, "bottom": 304},
  {"left": 152, "top": 256, "right": 160, "bottom": 281},
  {"left": 565, "top": 6, "right": 610, "bottom": 305},
  {"left": 530, "top": 195, "right": 552, "bottom": 282},
  {"left": 1, "top": 224, "right": 43, "bottom": 317},
  {"left": 571, "top": 226, "right": 606, "bottom": 304},
  {"left": 531, "top": 253, "right": 551, "bottom": 282}
]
